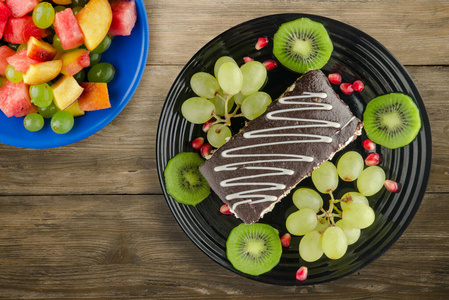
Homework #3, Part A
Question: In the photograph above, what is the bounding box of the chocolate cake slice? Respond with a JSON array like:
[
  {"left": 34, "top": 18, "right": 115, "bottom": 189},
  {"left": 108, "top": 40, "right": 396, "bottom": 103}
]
[{"left": 199, "top": 70, "right": 363, "bottom": 224}]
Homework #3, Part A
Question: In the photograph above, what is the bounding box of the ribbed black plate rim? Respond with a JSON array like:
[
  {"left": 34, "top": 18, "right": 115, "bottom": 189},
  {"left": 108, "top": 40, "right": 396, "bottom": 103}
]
[{"left": 156, "top": 13, "right": 432, "bottom": 285}]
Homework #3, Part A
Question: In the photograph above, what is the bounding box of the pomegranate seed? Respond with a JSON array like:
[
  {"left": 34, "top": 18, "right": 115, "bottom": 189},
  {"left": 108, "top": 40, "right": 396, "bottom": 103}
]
[
  {"left": 219, "top": 204, "right": 233, "bottom": 215},
  {"left": 280, "top": 233, "right": 291, "bottom": 248},
  {"left": 200, "top": 143, "right": 212, "bottom": 159},
  {"left": 296, "top": 266, "right": 308, "bottom": 281},
  {"left": 363, "top": 139, "right": 376, "bottom": 151},
  {"left": 191, "top": 137, "right": 204, "bottom": 149},
  {"left": 243, "top": 56, "right": 254, "bottom": 63},
  {"left": 352, "top": 80, "right": 365, "bottom": 92},
  {"left": 328, "top": 73, "right": 342, "bottom": 85},
  {"left": 255, "top": 37, "right": 269, "bottom": 50},
  {"left": 365, "top": 152, "right": 380, "bottom": 166},
  {"left": 384, "top": 180, "right": 401, "bottom": 193},
  {"left": 202, "top": 120, "right": 214, "bottom": 133},
  {"left": 340, "top": 83, "right": 354, "bottom": 95},
  {"left": 263, "top": 59, "right": 277, "bottom": 71}
]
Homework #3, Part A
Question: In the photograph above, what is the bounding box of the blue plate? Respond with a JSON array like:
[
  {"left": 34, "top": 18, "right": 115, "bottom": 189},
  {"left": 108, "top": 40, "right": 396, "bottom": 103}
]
[{"left": 0, "top": 0, "right": 149, "bottom": 149}]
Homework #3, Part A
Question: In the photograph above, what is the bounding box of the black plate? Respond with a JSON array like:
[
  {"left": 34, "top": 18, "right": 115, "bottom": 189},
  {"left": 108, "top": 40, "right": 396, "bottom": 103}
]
[{"left": 156, "top": 14, "right": 432, "bottom": 285}]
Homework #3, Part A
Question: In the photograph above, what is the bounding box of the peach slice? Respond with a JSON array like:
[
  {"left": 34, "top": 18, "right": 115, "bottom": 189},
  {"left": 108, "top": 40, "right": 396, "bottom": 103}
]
[
  {"left": 78, "top": 82, "right": 110, "bottom": 111},
  {"left": 60, "top": 49, "right": 90, "bottom": 76},
  {"left": 27, "top": 36, "right": 57, "bottom": 62},
  {"left": 22, "top": 59, "right": 62, "bottom": 85},
  {"left": 64, "top": 100, "right": 85, "bottom": 117},
  {"left": 76, "top": 0, "right": 112, "bottom": 51},
  {"left": 52, "top": 75, "right": 84, "bottom": 110}
]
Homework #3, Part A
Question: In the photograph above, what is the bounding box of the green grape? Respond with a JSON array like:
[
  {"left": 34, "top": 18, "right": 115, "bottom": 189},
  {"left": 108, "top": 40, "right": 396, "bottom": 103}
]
[
  {"left": 23, "top": 113, "right": 44, "bottom": 132},
  {"left": 292, "top": 188, "right": 323, "bottom": 213},
  {"left": 71, "top": 0, "right": 89, "bottom": 7},
  {"left": 285, "top": 208, "right": 317, "bottom": 236},
  {"left": 53, "top": 34, "right": 64, "bottom": 51},
  {"left": 357, "top": 166, "right": 386, "bottom": 196},
  {"left": 299, "top": 230, "right": 323, "bottom": 262},
  {"left": 339, "top": 191, "right": 369, "bottom": 211},
  {"left": 8, "top": 43, "right": 19, "bottom": 51},
  {"left": 311, "top": 161, "right": 338, "bottom": 194},
  {"left": 54, "top": 5, "right": 66, "bottom": 13},
  {"left": 209, "top": 93, "right": 234, "bottom": 116},
  {"left": 240, "top": 61, "right": 267, "bottom": 96},
  {"left": 321, "top": 226, "right": 347, "bottom": 259},
  {"left": 38, "top": 102, "right": 59, "bottom": 118},
  {"left": 17, "top": 43, "right": 27, "bottom": 52},
  {"left": 181, "top": 97, "right": 214, "bottom": 124},
  {"left": 232, "top": 93, "right": 246, "bottom": 106},
  {"left": 191, "top": 72, "right": 220, "bottom": 99},
  {"left": 216, "top": 61, "right": 243, "bottom": 95},
  {"left": 87, "top": 62, "right": 115, "bottom": 83},
  {"left": 29, "top": 83, "right": 53, "bottom": 108},
  {"left": 240, "top": 91, "right": 271, "bottom": 120},
  {"left": 0, "top": 76, "right": 6, "bottom": 87},
  {"left": 337, "top": 151, "right": 364, "bottom": 182},
  {"left": 207, "top": 124, "right": 232, "bottom": 148},
  {"left": 73, "top": 69, "right": 86, "bottom": 82},
  {"left": 71, "top": 6, "right": 83, "bottom": 15},
  {"left": 342, "top": 203, "right": 375, "bottom": 229},
  {"left": 214, "top": 56, "right": 237, "bottom": 78},
  {"left": 5, "top": 65, "right": 23, "bottom": 83},
  {"left": 336, "top": 219, "right": 360, "bottom": 245},
  {"left": 314, "top": 217, "right": 329, "bottom": 233},
  {"left": 33, "top": 2, "right": 55, "bottom": 29},
  {"left": 89, "top": 52, "right": 102, "bottom": 66},
  {"left": 91, "top": 34, "right": 112, "bottom": 54},
  {"left": 51, "top": 111, "right": 74, "bottom": 134}
]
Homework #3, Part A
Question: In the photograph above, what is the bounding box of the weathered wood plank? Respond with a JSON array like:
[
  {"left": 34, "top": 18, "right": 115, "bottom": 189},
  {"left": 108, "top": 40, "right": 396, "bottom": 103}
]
[
  {"left": 0, "top": 194, "right": 446, "bottom": 298},
  {"left": 0, "top": 65, "right": 446, "bottom": 195},
  {"left": 147, "top": 0, "right": 449, "bottom": 66}
]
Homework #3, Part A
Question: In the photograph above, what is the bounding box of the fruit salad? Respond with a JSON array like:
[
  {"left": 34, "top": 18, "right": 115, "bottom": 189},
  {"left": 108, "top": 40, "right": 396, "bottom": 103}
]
[{"left": 0, "top": 0, "right": 137, "bottom": 134}]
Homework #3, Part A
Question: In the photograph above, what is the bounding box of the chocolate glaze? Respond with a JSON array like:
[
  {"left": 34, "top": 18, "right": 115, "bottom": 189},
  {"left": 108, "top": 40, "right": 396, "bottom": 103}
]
[{"left": 199, "top": 70, "right": 363, "bottom": 224}]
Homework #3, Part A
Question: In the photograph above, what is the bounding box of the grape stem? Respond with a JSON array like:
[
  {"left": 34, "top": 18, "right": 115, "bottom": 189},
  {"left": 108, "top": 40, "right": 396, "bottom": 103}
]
[{"left": 211, "top": 93, "right": 244, "bottom": 129}]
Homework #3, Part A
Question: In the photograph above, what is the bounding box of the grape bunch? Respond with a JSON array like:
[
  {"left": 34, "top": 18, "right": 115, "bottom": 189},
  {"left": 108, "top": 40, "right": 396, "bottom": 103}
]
[
  {"left": 181, "top": 56, "right": 271, "bottom": 148},
  {"left": 286, "top": 151, "right": 386, "bottom": 262}
]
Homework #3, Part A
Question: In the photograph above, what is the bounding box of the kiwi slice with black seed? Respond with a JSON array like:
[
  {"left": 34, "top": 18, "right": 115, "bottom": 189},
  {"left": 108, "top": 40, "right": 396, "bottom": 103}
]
[
  {"left": 273, "top": 18, "right": 333, "bottom": 73},
  {"left": 164, "top": 152, "right": 210, "bottom": 205},
  {"left": 363, "top": 93, "right": 421, "bottom": 149},
  {"left": 226, "top": 223, "right": 282, "bottom": 276}
]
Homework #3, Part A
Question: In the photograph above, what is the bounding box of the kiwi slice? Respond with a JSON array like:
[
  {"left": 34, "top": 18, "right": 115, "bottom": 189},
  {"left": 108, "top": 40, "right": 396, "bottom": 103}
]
[
  {"left": 164, "top": 152, "right": 210, "bottom": 205},
  {"left": 226, "top": 223, "right": 282, "bottom": 276},
  {"left": 363, "top": 93, "right": 421, "bottom": 149},
  {"left": 273, "top": 18, "right": 333, "bottom": 73}
]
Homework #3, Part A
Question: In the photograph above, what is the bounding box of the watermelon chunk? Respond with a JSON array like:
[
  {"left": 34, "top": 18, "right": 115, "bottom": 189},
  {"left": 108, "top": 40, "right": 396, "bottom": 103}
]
[
  {"left": 54, "top": 8, "right": 84, "bottom": 50},
  {"left": 0, "top": 1, "right": 12, "bottom": 39},
  {"left": 0, "top": 45, "right": 15, "bottom": 76},
  {"left": 109, "top": 0, "right": 137, "bottom": 37},
  {"left": 5, "top": 0, "right": 39, "bottom": 18},
  {"left": 6, "top": 49, "right": 40, "bottom": 73},
  {"left": 3, "top": 16, "right": 51, "bottom": 44},
  {"left": 0, "top": 81, "right": 36, "bottom": 117}
]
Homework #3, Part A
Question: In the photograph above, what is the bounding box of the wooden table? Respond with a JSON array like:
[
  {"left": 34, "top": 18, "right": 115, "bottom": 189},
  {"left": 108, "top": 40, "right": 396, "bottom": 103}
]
[{"left": 0, "top": 0, "right": 448, "bottom": 298}]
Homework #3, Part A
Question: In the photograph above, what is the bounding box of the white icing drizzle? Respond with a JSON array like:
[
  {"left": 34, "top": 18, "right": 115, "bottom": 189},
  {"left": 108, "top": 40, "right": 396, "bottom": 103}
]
[{"left": 213, "top": 92, "right": 350, "bottom": 213}]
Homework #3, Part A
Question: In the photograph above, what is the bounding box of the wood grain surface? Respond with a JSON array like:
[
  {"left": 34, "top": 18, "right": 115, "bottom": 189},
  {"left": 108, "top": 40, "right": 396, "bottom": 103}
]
[{"left": 0, "top": 0, "right": 448, "bottom": 298}]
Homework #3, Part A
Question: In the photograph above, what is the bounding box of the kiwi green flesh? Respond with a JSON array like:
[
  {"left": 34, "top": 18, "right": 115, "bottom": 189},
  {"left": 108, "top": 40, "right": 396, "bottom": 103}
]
[
  {"left": 226, "top": 223, "right": 282, "bottom": 276},
  {"left": 273, "top": 18, "right": 333, "bottom": 74},
  {"left": 164, "top": 152, "right": 210, "bottom": 206},
  {"left": 363, "top": 93, "right": 421, "bottom": 149}
]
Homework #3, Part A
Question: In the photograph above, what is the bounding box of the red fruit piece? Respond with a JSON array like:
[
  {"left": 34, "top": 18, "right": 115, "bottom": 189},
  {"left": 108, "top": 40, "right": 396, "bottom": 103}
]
[
  {"left": 0, "top": 1, "right": 12, "bottom": 39},
  {"left": 255, "top": 37, "right": 269, "bottom": 50},
  {"left": 191, "top": 137, "right": 204, "bottom": 150},
  {"left": 109, "top": 0, "right": 137, "bottom": 37},
  {"left": 219, "top": 204, "right": 233, "bottom": 215},
  {"left": 352, "top": 80, "right": 364, "bottom": 92},
  {"left": 243, "top": 56, "right": 254, "bottom": 64},
  {"left": 0, "top": 45, "right": 15, "bottom": 76},
  {"left": 384, "top": 180, "right": 401, "bottom": 193},
  {"left": 362, "top": 139, "right": 376, "bottom": 151},
  {"left": 263, "top": 59, "right": 277, "bottom": 71},
  {"left": 365, "top": 152, "right": 380, "bottom": 166},
  {"left": 202, "top": 119, "right": 214, "bottom": 133},
  {"left": 200, "top": 143, "right": 212, "bottom": 159},
  {"left": 340, "top": 83, "right": 354, "bottom": 95},
  {"left": 280, "top": 233, "right": 291, "bottom": 248},
  {"left": 0, "top": 81, "right": 37, "bottom": 117},
  {"left": 6, "top": 49, "right": 40, "bottom": 73},
  {"left": 54, "top": 8, "right": 84, "bottom": 50},
  {"left": 3, "top": 16, "right": 51, "bottom": 44},
  {"left": 328, "top": 73, "right": 342, "bottom": 85},
  {"left": 296, "top": 266, "right": 308, "bottom": 281},
  {"left": 6, "top": 0, "right": 39, "bottom": 18}
]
